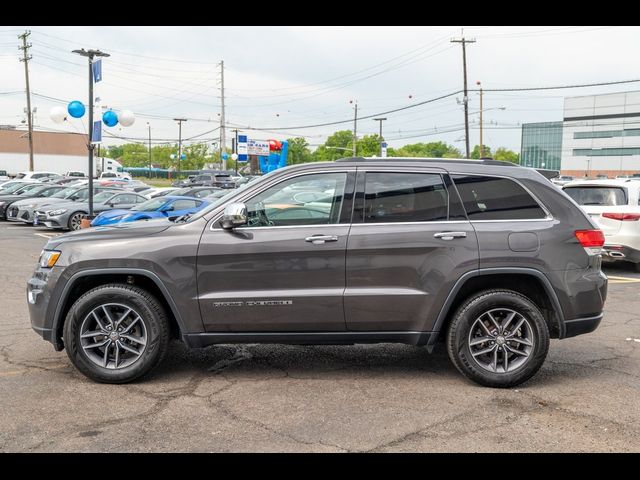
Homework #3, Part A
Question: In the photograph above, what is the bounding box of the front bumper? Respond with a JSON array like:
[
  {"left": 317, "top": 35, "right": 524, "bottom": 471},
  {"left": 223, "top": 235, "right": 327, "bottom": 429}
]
[
  {"left": 7, "top": 206, "right": 33, "bottom": 223},
  {"left": 27, "top": 265, "right": 65, "bottom": 350},
  {"left": 34, "top": 210, "right": 64, "bottom": 228}
]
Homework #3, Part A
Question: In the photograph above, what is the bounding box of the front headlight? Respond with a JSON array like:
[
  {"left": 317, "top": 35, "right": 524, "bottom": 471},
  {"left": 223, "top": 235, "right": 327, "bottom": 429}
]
[
  {"left": 48, "top": 209, "right": 67, "bottom": 216},
  {"left": 39, "top": 250, "right": 61, "bottom": 268}
]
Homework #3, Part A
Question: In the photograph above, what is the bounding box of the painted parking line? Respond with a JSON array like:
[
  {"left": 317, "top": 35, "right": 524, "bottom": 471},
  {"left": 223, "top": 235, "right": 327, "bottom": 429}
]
[
  {"left": 34, "top": 233, "right": 59, "bottom": 239},
  {"left": 607, "top": 275, "right": 640, "bottom": 284}
]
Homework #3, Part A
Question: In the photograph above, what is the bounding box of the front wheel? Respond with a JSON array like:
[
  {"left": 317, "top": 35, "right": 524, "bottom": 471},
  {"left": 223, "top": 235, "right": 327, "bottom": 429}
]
[
  {"left": 446, "top": 289, "right": 549, "bottom": 388},
  {"left": 63, "top": 284, "right": 170, "bottom": 383},
  {"left": 67, "top": 212, "right": 85, "bottom": 231}
]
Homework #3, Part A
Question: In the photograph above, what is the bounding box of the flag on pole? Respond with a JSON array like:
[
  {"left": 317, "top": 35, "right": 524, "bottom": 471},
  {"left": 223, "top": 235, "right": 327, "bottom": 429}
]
[
  {"left": 92, "top": 121, "right": 102, "bottom": 144},
  {"left": 92, "top": 59, "right": 102, "bottom": 83}
]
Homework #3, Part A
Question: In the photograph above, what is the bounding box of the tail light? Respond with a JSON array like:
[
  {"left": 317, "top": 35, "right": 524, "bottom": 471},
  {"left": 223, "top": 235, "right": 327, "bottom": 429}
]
[
  {"left": 602, "top": 212, "right": 640, "bottom": 221},
  {"left": 575, "top": 229, "right": 605, "bottom": 255}
]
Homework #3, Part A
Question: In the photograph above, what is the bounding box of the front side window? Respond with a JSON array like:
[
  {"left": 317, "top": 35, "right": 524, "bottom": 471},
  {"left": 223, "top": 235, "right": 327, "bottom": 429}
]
[
  {"left": 452, "top": 175, "right": 547, "bottom": 220},
  {"left": 361, "top": 172, "right": 448, "bottom": 223},
  {"left": 245, "top": 172, "right": 347, "bottom": 227}
]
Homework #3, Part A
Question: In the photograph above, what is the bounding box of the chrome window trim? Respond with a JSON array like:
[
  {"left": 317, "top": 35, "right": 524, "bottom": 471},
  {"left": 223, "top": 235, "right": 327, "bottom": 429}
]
[{"left": 208, "top": 169, "right": 355, "bottom": 231}]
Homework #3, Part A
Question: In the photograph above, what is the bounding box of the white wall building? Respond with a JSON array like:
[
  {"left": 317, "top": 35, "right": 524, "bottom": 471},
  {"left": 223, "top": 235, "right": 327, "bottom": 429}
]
[{"left": 561, "top": 91, "right": 640, "bottom": 177}]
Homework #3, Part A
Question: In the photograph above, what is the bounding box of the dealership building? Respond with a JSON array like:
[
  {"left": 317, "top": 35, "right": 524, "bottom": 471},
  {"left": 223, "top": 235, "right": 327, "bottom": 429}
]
[{"left": 521, "top": 91, "right": 640, "bottom": 176}]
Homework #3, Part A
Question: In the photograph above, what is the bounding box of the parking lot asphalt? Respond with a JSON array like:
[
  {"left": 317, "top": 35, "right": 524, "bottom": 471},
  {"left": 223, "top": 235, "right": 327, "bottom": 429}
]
[{"left": 0, "top": 221, "right": 639, "bottom": 452}]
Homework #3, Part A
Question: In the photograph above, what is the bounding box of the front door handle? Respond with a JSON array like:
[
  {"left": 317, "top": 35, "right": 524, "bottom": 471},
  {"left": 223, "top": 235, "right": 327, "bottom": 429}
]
[
  {"left": 305, "top": 235, "right": 339, "bottom": 244},
  {"left": 434, "top": 231, "right": 467, "bottom": 240}
]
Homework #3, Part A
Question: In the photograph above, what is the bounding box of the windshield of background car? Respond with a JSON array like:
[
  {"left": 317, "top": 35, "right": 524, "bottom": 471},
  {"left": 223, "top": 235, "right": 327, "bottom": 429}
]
[
  {"left": 2, "top": 182, "right": 32, "bottom": 193},
  {"left": 131, "top": 198, "right": 168, "bottom": 212},
  {"left": 94, "top": 191, "right": 117, "bottom": 203},
  {"left": 563, "top": 186, "right": 627, "bottom": 206},
  {"left": 14, "top": 183, "right": 42, "bottom": 194},
  {"left": 50, "top": 187, "right": 80, "bottom": 199}
]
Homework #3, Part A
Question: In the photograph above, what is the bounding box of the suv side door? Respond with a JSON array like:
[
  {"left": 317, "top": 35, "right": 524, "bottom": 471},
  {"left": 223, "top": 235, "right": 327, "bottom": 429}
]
[
  {"left": 197, "top": 169, "right": 355, "bottom": 332},
  {"left": 345, "top": 168, "right": 479, "bottom": 332}
]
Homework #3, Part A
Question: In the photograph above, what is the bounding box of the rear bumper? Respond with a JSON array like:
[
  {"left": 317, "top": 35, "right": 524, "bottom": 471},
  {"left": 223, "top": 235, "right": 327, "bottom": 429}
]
[
  {"left": 563, "top": 313, "right": 603, "bottom": 338},
  {"left": 602, "top": 244, "right": 640, "bottom": 264}
]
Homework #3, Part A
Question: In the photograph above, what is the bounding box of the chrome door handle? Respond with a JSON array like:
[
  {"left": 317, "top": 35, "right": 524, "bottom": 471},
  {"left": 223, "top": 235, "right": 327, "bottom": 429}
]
[
  {"left": 305, "top": 235, "right": 339, "bottom": 244},
  {"left": 434, "top": 231, "right": 467, "bottom": 240}
]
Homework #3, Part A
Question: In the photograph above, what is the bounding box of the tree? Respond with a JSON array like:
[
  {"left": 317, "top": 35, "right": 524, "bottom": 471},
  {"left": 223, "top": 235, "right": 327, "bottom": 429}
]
[
  {"left": 391, "top": 141, "right": 461, "bottom": 158},
  {"left": 104, "top": 144, "right": 124, "bottom": 160},
  {"left": 287, "top": 137, "right": 313, "bottom": 165},
  {"left": 357, "top": 134, "right": 383, "bottom": 157},
  {"left": 119, "top": 144, "right": 149, "bottom": 167},
  {"left": 470, "top": 144, "right": 493, "bottom": 159},
  {"left": 313, "top": 130, "right": 354, "bottom": 161},
  {"left": 493, "top": 147, "right": 519, "bottom": 164}
]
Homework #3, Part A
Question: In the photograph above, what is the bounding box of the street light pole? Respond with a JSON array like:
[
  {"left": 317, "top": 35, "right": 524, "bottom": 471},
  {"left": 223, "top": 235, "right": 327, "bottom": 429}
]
[
  {"left": 174, "top": 118, "right": 187, "bottom": 176},
  {"left": 477, "top": 81, "right": 483, "bottom": 158},
  {"left": 373, "top": 117, "right": 387, "bottom": 156},
  {"left": 72, "top": 48, "right": 110, "bottom": 217},
  {"left": 351, "top": 100, "right": 358, "bottom": 157},
  {"left": 147, "top": 122, "right": 152, "bottom": 178}
]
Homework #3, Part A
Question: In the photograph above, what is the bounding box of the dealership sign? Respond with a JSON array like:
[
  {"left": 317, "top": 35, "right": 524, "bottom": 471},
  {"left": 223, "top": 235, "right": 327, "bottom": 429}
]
[{"left": 248, "top": 139, "right": 270, "bottom": 156}]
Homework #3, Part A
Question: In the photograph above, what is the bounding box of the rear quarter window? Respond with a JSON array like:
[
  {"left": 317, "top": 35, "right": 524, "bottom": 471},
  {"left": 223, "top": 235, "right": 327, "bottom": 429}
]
[
  {"left": 452, "top": 175, "right": 547, "bottom": 220},
  {"left": 563, "top": 186, "right": 628, "bottom": 206}
]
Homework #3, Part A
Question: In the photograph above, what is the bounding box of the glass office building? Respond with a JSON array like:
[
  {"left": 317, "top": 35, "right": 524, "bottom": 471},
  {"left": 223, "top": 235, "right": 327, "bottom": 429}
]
[{"left": 520, "top": 121, "right": 563, "bottom": 171}]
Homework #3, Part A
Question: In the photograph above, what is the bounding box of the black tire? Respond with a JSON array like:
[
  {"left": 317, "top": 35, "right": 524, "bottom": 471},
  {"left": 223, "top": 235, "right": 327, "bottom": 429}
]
[
  {"left": 63, "top": 283, "right": 170, "bottom": 383},
  {"left": 446, "top": 289, "right": 549, "bottom": 388},
  {"left": 633, "top": 262, "right": 640, "bottom": 273},
  {"left": 67, "top": 212, "right": 85, "bottom": 231}
]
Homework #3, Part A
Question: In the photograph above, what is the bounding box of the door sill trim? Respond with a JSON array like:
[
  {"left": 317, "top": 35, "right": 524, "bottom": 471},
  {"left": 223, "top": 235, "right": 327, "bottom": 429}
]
[{"left": 183, "top": 331, "right": 433, "bottom": 348}]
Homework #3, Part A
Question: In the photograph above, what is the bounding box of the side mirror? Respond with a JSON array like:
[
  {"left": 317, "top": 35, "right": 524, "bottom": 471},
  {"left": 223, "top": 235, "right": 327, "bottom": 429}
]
[{"left": 220, "top": 202, "right": 247, "bottom": 229}]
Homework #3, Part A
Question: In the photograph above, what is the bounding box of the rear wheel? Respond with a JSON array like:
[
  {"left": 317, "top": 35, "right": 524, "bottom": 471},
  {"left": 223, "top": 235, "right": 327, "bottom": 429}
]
[
  {"left": 447, "top": 289, "right": 549, "bottom": 388},
  {"left": 63, "top": 283, "right": 170, "bottom": 383}
]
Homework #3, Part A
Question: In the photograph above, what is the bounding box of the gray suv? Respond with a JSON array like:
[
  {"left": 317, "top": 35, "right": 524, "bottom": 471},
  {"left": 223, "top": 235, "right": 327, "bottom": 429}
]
[{"left": 27, "top": 158, "right": 608, "bottom": 387}]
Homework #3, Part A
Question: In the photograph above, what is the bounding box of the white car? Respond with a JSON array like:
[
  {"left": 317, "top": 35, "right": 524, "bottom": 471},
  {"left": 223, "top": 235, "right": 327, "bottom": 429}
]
[
  {"left": 551, "top": 175, "right": 575, "bottom": 187},
  {"left": 99, "top": 171, "right": 132, "bottom": 181},
  {"left": 15, "top": 171, "right": 60, "bottom": 182},
  {"left": 563, "top": 179, "right": 640, "bottom": 270}
]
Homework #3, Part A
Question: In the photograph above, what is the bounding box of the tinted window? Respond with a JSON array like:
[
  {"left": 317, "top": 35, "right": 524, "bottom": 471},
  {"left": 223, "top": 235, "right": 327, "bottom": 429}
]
[
  {"left": 172, "top": 199, "right": 198, "bottom": 210},
  {"left": 563, "top": 186, "right": 627, "bottom": 206},
  {"left": 245, "top": 172, "right": 347, "bottom": 227},
  {"left": 194, "top": 189, "right": 215, "bottom": 198},
  {"left": 112, "top": 194, "right": 139, "bottom": 205},
  {"left": 452, "top": 175, "right": 547, "bottom": 220},
  {"left": 361, "top": 172, "right": 448, "bottom": 223}
]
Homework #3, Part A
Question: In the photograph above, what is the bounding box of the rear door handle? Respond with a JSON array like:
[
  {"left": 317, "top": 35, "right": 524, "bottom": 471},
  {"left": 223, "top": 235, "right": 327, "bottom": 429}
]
[
  {"left": 434, "top": 231, "right": 467, "bottom": 240},
  {"left": 305, "top": 235, "right": 339, "bottom": 244}
]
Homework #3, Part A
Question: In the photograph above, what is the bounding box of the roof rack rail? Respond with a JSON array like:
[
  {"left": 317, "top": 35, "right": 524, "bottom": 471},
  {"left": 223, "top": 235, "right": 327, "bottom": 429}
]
[{"left": 334, "top": 156, "right": 520, "bottom": 167}]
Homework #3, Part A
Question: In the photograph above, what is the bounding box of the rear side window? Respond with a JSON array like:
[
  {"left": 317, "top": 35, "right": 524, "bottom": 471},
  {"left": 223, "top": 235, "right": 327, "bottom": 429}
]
[
  {"left": 362, "top": 172, "right": 448, "bottom": 223},
  {"left": 563, "top": 186, "right": 627, "bottom": 206},
  {"left": 452, "top": 175, "right": 547, "bottom": 220}
]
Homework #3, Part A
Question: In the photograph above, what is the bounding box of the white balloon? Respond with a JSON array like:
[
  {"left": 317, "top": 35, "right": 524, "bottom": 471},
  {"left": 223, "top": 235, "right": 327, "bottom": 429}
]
[
  {"left": 119, "top": 110, "right": 135, "bottom": 127},
  {"left": 50, "top": 106, "right": 66, "bottom": 124}
]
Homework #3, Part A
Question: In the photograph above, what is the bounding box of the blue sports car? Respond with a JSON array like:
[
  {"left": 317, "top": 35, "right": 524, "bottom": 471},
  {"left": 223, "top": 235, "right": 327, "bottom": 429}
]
[{"left": 91, "top": 195, "right": 210, "bottom": 226}]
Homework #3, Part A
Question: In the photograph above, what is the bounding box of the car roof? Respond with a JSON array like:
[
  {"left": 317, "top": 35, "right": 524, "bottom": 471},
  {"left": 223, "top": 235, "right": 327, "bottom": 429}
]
[
  {"left": 563, "top": 178, "right": 640, "bottom": 188},
  {"left": 161, "top": 195, "right": 206, "bottom": 201}
]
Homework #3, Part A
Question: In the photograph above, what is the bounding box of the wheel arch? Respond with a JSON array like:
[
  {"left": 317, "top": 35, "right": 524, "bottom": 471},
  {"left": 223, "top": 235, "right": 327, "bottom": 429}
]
[
  {"left": 51, "top": 268, "right": 186, "bottom": 351},
  {"left": 427, "top": 268, "right": 565, "bottom": 350}
]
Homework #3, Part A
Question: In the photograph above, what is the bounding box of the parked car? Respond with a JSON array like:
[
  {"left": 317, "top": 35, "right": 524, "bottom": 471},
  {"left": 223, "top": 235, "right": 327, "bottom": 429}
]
[
  {"left": 563, "top": 179, "right": 640, "bottom": 271},
  {"left": 171, "top": 175, "right": 197, "bottom": 188},
  {"left": 28, "top": 157, "right": 607, "bottom": 386},
  {"left": 99, "top": 171, "right": 132, "bottom": 181},
  {"left": 91, "top": 195, "right": 210, "bottom": 226},
  {"left": 0, "top": 170, "right": 9, "bottom": 182},
  {"left": 0, "top": 180, "right": 38, "bottom": 194},
  {"left": 191, "top": 172, "right": 236, "bottom": 189},
  {"left": 11, "top": 186, "right": 123, "bottom": 225},
  {"left": 64, "top": 171, "right": 86, "bottom": 178},
  {"left": 170, "top": 186, "right": 221, "bottom": 199},
  {"left": 142, "top": 187, "right": 179, "bottom": 198},
  {"left": 551, "top": 175, "right": 574, "bottom": 187},
  {"left": 595, "top": 174, "right": 609, "bottom": 179},
  {"left": 14, "top": 171, "right": 60, "bottom": 182},
  {"left": 35, "top": 190, "right": 147, "bottom": 230},
  {"left": 1, "top": 184, "right": 65, "bottom": 220},
  {"left": 616, "top": 174, "right": 633, "bottom": 179}
]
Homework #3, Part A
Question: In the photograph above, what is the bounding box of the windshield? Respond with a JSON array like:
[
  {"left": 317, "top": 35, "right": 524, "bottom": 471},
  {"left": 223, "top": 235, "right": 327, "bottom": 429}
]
[
  {"left": 132, "top": 198, "right": 169, "bottom": 211},
  {"left": 564, "top": 186, "right": 628, "bottom": 206},
  {"left": 24, "top": 185, "right": 51, "bottom": 195},
  {"left": 15, "top": 183, "right": 42, "bottom": 194},
  {"left": 2, "top": 182, "right": 33, "bottom": 193},
  {"left": 51, "top": 186, "right": 80, "bottom": 199}
]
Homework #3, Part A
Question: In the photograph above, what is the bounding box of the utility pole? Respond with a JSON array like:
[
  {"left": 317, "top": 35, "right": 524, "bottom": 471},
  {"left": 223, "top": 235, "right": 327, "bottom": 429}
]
[
  {"left": 373, "top": 117, "right": 387, "bottom": 156},
  {"left": 174, "top": 118, "right": 187, "bottom": 176},
  {"left": 232, "top": 129, "right": 239, "bottom": 174},
  {"left": 477, "top": 80, "right": 483, "bottom": 158},
  {"left": 451, "top": 33, "right": 475, "bottom": 159},
  {"left": 351, "top": 100, "right": 358, "bottom": 157},
  {"left": 219, "top": 61, "right": 227, "bottom": 170},
  {"left": 72, "top": 48, "right": 110, "bottom": 217},
  {"left": 18, "top": 31, "right": 34, "bottom": 172},
  {"left": 147, "top": 122, "right": 152, "bottom": 178}
]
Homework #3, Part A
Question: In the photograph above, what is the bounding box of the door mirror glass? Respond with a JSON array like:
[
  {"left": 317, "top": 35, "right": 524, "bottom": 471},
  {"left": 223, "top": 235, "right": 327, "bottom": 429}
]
[{"left": 221, "top": 202, "right": 247, "bottom": 229}]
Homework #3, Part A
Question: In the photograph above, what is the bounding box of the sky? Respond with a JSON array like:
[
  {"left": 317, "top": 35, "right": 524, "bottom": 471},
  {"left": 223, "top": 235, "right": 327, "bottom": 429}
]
[{"left": 1, "top": 25, "right": 639, "bottom": 155}]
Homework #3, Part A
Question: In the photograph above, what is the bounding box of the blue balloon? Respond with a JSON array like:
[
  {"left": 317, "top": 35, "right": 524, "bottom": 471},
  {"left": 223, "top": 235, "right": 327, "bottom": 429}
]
[
  {"left": 221, "top": 152, "right": 229, "bottom": 160},
  {"left": 67, "top": 100, "right": 86, "bottom": 118},
  {"left": 181, "top": 154, "right": 186, "bottom": 160},
  {"left": 102, "top": 110, "right": 118, "bottom": 127}
]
